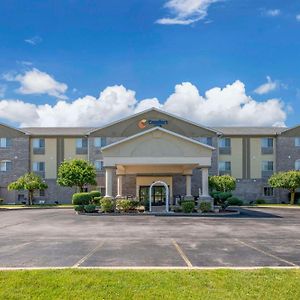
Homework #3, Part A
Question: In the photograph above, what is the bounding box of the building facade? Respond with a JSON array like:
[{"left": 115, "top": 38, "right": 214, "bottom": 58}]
[{"left": 0, "top": 108, "right": 300, "bottom": 204}]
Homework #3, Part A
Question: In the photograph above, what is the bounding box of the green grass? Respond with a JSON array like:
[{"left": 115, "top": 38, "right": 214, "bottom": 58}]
[{"left": 1, "top": 269, "right": 300, "bottom": 299}]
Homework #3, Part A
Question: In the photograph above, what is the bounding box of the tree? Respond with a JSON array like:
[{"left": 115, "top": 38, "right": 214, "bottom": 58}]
[
  {"left": 269, "top": 171, "right": 300, "bottom": 205},
  {"left": 8, "top": 173, "right": 48, "bottom": 205},
  {"left": 57, "top": 159, "right": 97, "bottom": 192},
  {"left": 209, "top": 175, "right": 236, "bottom": 192}
]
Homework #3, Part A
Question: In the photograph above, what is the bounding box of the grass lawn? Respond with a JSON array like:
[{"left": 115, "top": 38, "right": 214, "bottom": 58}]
[{"left": 1, "top": 269, "right": 300, "bottom": 299}]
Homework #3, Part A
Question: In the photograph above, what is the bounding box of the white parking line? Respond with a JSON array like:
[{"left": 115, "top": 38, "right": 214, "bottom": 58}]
[
  {"left": 235, "top": 239, "right": 298, "bottom": 267},
  {"left": 72, "top": 243, "right": 104, "bottom": 268},
  {"left": 172, "top": 239, "right": 193, "bottom": 268}
]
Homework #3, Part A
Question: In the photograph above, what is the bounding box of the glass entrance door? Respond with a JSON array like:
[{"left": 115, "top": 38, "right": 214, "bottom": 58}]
[{"left": 139, "top": 186, "right": 167, "bottom": 206}]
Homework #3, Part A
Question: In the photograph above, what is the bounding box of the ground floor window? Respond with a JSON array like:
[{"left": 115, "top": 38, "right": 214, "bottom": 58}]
[{"left": 263, "top": 187, "right": 274, "bottom": 197}]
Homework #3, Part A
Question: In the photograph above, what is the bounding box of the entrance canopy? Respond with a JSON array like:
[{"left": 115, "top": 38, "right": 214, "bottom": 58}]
[{"left": 101, "top": 127, "right": 215, "bottom": 171}]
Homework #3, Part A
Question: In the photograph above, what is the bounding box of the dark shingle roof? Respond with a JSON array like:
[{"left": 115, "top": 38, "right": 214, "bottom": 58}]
[
  {"left": 22, "top": 127, "right": 96, "bottom": 136},
  {"left": 213, "top": 127, "right": 286, "bottom": 136}
]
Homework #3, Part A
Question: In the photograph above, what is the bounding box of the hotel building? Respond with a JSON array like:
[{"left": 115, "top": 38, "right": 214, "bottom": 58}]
[{"left": 0, "top": 108, "right": 299, "bottom": 204}]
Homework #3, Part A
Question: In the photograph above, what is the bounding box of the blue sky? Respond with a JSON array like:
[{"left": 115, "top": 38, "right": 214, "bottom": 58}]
[{"left": 0, "top": 0, "right": 299, "bottom": 127}]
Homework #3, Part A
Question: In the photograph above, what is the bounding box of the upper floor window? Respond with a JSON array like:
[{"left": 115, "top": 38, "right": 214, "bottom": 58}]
[
  {"left": 32, "top": 138, "right": 45, "bottom": 154},
  {"left": 94, "top": 160, "right": 104, "bottom": 171},
  {"left": 261, "top": 161, "right": 273, "bottom": 178},
  {"left": 0, "top": 138, "right": 12, "bottom": 148},
  {"left": 0, "top": 160, "right": 12, "bottom": 172},
  {"left": 199, "top": 137, "right": 213, "bottom": 146},
  {"left": 261, "top": 138, "right": 273, "bottom": 154},
  {"left": 219, "top": 161, "right": 231, "bottom": 175},
  {"left": 94, "top": 137, "right": 107, "bottom": 148},
  {"left": 295, "top": 137, "right": 300, "bottom": 147},
  {"left": 219, "top": 138, "right": 231, "bottom": 154},
  {"left": 76, "top": 138, "right": 88, "bottom": 154},
  {"left": 295, "top": 160, "right": 300, "bottom": 171}
]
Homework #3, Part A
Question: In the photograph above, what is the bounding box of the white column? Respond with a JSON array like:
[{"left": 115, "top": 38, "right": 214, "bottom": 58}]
[
  {"left": 185, "top": 175, "right": 192, "bottom": 197},
  {"left": 105, "top": 167, "right": 113, "bottom": 198},
  {"left": 202, "top": 168, "right": 209, "bottom": 197},
  {"left": 116, "top": 175, "right": 123, "bottom": 198}
]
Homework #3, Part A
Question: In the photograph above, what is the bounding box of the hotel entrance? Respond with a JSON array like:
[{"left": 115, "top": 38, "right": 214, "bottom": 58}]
[{"left": 139, "top": 185, "right": 167, "bottom": 206}]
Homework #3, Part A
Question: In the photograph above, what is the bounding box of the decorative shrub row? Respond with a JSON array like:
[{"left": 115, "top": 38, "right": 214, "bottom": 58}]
[
  {"left": 72, "top": 190, "right": 102, "bottom": 205},
  {"left": 74, "top": 204, "right": 97, "bottom": 213}
]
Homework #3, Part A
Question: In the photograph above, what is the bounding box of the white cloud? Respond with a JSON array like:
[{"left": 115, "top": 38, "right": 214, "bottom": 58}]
[
  {"left": 156, "top": 0, "right": 222, "bottom": 25},
  {"left": 296, "top": 14, "right": 300, "bottom": 21},
  {"left": 0, "top": 81, "right": 287, "bottom": 127},
  {"left": 3, "top": 68, "right": 68, "bottom": 99},
  {"left": 24, "top": 36, "right": 42, "bottom": 45},
  {"left": 254, "top": 76, "right": 279, "bottom": 95},
  {"left": 265, "top": 9, "right": 281, "bottom": 17}
]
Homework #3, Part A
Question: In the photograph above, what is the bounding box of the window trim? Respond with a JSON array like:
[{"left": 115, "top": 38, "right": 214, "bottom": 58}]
[
  {"left": 295, "top": 137, "right": 300, "bottom": 147},
  {"left": 0, "top": 160, "right": 12, "bottom": 172},
  {"left": 295, "top": 159, "right": 300, "bottom": 171},
  {"left": 263, "top": 186, "right": 274, "bottom": 197},
  {"left": 0, "top": 137, "right": 12, "bottom": 148},
  {"left": 94, "top": 160, "right": 104, "bottom": 171}
]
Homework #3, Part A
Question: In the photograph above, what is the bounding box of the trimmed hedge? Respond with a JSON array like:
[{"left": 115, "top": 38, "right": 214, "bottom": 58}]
[
  {"left": 199, "top": 201, "right": 211, "bottom": 212},
  {"left": 100, "top": 198, "right": 114, "bottom": 213},
  {"left": 256, "top": 199, "right": 266, "bottom": 204},
  {"left": 227, "top": 197, "right": 243, "bottom": 206},
  {"left": 72, "top": 193, "right": 92, "bottom": 205},
  {"left": 116, "top": 199, "right": 139, "bottom": 212},
  {"left": 84, "top": 204, "right": 97, "bottom": 213},
  {"left": 181, "top": 201, "right": 195, "bottom": 213},
  {"left": 89, "top": 190, "right": 101, "bottom": 199},
  {"left": 74, "top": 205, "right": 84, "bottom": 212}
]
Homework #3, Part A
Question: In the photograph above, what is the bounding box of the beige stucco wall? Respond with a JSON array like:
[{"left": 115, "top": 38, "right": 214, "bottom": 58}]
[
  {"left": 64, "top": 138, "right": 87, "bottom": 161},
  {"left": 31, "top": 138, "right": 57, "bottom": 179},
  {"left": 250, "top": 138, "right": 275, "bottom": 179},
  {"left": 219, "top": 138, "right": 243, "bottom": 179}
]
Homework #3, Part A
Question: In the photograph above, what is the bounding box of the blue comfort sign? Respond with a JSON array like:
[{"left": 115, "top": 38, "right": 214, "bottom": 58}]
[{"left": 148, "top": 120, "right": 168, "bottom": 127}]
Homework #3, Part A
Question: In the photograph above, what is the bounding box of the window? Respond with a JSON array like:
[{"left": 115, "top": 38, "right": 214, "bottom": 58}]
[
  {"left": 0, "top": 138, "right": 12, "bottom": 148},
  {"left": 219, "top": 161, "right": 231, "bottom": 175},
  {"left": 76, "top": 138, "right": 88, "bottom": 154},
  {"left": 32, "top": 138, "right": 45, "bottom": 149},
  {"left": 39, "top": 190, "right": 45, "bottom": 197},
  {"left": 94, "top": 137, "right": 107, "bottom": 148},
  {"left": 295, "top": 138, "right": 300, "bottom": 147},
  {"left": 261, "top": 138, "right": 273, "bottom": 148},
  {"left": 94, "top": 160, "right": 104, "bottom": 171},
  {"left": 261, "top": 138, "right": 273, "bottom": 154},
  {"left": 32, "top": 138, "right": 45, "bottom": 154},
  {"left": 219, "top": 138, "right": 231, "bottom": 148},
  {"left": 295, "top": 160, "right": 300, "bottom": 171},
  {"left": 33, "top": 162, "right": 45, "bottom": 172},
  {"left": 0, "top": 160, "right": 12, "bottom": 171},
  {"left": 264, "top": 187, "right": 274, "bottom": 197},
  {"left": 261, "top": 161, "right": 274, "bottom": 172},
  {"left": 199, "top": 137, "right": 213, "bottom": 146}
]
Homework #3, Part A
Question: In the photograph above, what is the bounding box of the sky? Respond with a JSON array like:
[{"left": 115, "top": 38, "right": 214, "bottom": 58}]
[{"left": 0, "top": 0, "right": 299, "bottom": 128}]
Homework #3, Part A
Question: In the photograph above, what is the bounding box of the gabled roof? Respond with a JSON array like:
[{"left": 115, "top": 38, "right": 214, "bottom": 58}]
[
  {"left": 89, "top": 107, "right": 221, "bottom": 135},
  {"left": 22, "top": 127, "right": 95, "bottom": 136},
  {"left": 0, "top": 122, "right": 26, "bottom": 135},
  {"left": 101, "top": 126, "right": 215, "bottom": 151}
]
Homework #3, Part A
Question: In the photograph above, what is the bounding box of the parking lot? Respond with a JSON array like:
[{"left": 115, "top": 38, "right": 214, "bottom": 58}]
[{"left": 1, "top": 208, "right": 300, "bottom": 269}]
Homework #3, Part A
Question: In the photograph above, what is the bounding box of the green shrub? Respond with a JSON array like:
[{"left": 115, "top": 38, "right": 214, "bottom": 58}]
[
  {"left": 84, "top": 204, "right": 97, "bottom": 213},
  {"left": 211, "top": 191, "right": 232, "bottom": 210},
  {"left": 0, "top": 198, "right": 4, "bottom": 205},
  {"left": 74, "top": 205, "right": 84, "bottom": 212},
  {"left": 72, "top": 193, "right": 92, "bottom": 205},
  {"left": 256, "top": 199, "right": 266, "bottom": 205},
  {"left": 199, "top": 201, "right": 211, "bottom": 212},
  {"left": 181, "top": 201, "right": 195, "bottom": 213},
  {"left": 89, "top": 190, "right": 101, "bottom": 199},
  {"left": 227, "top": 197, "right": 243, "bottom": 206},
  {"left": 93, "top": 196, "right": 102, "bottom": 205},
  {"left": 173, "top": 206, "right": 182, "bottom": 213},
  {"left": 116, "top": 199, "right": 139, "bottom": 212},
  {"left": 100, "top": 197, "right": 114, "bottom": 213}
]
